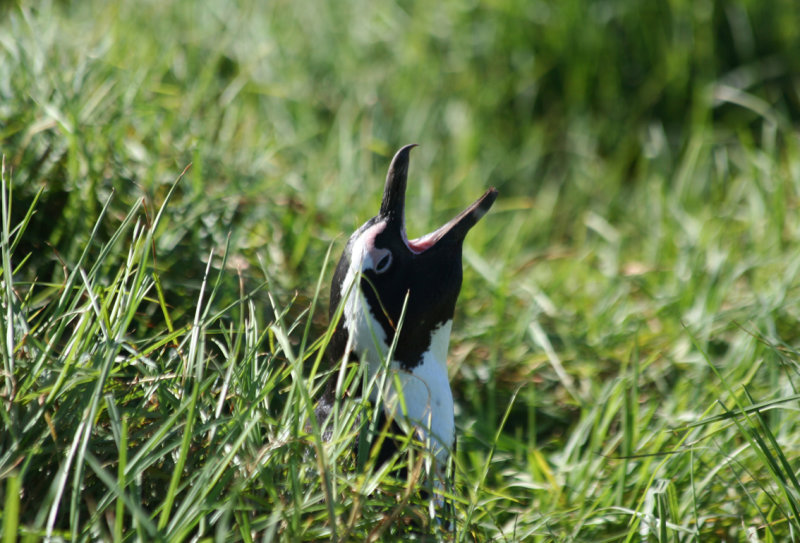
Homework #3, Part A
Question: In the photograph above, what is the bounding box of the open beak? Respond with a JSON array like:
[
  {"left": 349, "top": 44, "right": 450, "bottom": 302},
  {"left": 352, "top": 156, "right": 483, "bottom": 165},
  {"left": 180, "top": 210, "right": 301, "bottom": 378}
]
[{"left": 379, "top": 144, "right": 498, "bottom": 253}]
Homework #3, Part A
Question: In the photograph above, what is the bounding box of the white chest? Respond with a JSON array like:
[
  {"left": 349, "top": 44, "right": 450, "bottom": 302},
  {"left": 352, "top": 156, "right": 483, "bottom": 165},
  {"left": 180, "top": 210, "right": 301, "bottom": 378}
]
[
  {"left": 381, "top": 321, "right": 455, "bottom": 464},
  {"left": 342, "top": 279, "right": 455, "bottom": 463}
]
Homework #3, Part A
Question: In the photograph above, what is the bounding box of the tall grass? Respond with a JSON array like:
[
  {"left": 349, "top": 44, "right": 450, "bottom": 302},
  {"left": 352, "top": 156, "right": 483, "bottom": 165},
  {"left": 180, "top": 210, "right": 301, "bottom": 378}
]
[{"left": 2, "top": 0, "right": 800, "bottom": 540}]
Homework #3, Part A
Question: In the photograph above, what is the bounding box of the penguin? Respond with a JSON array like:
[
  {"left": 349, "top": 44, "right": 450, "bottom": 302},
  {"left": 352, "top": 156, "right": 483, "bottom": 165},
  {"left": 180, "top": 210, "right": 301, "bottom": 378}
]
[{"left": 316, "top": 143, "right": 497, "bottom": 518}]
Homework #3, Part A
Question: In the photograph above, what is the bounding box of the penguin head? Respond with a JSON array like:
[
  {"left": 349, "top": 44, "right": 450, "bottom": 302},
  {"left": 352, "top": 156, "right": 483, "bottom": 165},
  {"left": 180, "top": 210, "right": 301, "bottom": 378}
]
[{"left": 329, "top": 144, "right": 497, "bottom": 370}]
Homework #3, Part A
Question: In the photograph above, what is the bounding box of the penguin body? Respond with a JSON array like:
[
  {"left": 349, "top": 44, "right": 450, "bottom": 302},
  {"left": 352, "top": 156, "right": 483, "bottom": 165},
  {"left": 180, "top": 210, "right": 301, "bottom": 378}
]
[{"left": 319, "top": 143, "right": 496, "bottom": 492}]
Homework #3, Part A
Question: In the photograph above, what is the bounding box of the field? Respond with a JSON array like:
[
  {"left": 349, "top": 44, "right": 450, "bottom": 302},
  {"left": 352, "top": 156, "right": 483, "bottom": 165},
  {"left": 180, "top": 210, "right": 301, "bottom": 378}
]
[{"left": 2, "top": 0, "right": 800, "bottom": 541}]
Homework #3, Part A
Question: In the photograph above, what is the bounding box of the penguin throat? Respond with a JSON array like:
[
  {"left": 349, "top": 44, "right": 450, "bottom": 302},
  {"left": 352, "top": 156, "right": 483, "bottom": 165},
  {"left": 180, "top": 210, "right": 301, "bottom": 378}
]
[
  {"left": 401, "top": 214, "right": 452, "bottom": 254},
  {"left": 403, "top": 216, "right": 439, "bottom": 254},
  {"left": 406, "top": 233, "right": 438, "bottom": 253}
]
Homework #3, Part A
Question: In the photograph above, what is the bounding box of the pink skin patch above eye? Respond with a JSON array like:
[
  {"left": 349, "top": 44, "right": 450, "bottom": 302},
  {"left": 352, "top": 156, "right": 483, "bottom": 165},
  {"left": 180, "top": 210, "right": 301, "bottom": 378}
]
[
  {"left": 361, "top": 222, "right": 386, "bottom": 248},
  {"left": 360, "top": 222, "right": 392, "bottom": 269}
]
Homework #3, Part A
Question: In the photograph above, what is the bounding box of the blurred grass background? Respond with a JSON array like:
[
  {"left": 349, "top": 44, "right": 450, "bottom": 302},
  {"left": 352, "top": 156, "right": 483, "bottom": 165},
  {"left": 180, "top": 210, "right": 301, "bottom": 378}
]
[{"left": 2, "top": 0, "right": 800, "bottom": 540}]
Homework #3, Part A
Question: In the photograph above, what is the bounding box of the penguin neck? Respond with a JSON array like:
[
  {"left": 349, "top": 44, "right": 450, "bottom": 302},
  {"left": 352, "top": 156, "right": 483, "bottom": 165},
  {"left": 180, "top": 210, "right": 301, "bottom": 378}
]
[
  {"left": 384, "top": 320, "right": 455, "bottom": 464},
  {"left": 361, "top": 316, "right": 456, "bottom": 464},
  {"left": 339, "top": 265, "right": 456, "bottom": 463}
]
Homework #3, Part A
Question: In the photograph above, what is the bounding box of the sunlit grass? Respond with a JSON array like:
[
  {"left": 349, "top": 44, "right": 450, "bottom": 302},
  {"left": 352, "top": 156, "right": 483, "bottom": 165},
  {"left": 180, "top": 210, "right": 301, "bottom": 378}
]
[{"left": 2, "top": 0, "right": 800, "bottom": 541}]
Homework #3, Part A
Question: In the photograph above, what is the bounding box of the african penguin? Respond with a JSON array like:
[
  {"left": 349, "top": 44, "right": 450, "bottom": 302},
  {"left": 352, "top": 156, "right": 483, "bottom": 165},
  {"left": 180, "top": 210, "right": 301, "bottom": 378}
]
[{"left": 317, "top": 143, "right": 497, "bottom": 516}]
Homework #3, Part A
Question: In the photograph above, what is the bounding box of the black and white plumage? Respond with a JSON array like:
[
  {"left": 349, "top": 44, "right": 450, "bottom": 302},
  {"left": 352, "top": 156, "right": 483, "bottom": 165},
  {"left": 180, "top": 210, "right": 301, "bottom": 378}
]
[{"left": 318, "top": 144, "right": 496, "bottom": 511}]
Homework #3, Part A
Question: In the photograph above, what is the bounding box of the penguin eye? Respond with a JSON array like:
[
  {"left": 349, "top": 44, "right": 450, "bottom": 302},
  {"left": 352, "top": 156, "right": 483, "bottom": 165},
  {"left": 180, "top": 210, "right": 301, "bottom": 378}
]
[{"left": 374, "top": 252, "right": 392, "bottom": 274}]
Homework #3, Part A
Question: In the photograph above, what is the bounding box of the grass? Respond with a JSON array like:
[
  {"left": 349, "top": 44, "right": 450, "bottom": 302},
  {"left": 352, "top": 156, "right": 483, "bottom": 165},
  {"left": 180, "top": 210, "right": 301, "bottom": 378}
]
[{"left": 2, "top": 0, "right": 800, "bottom": 540}]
